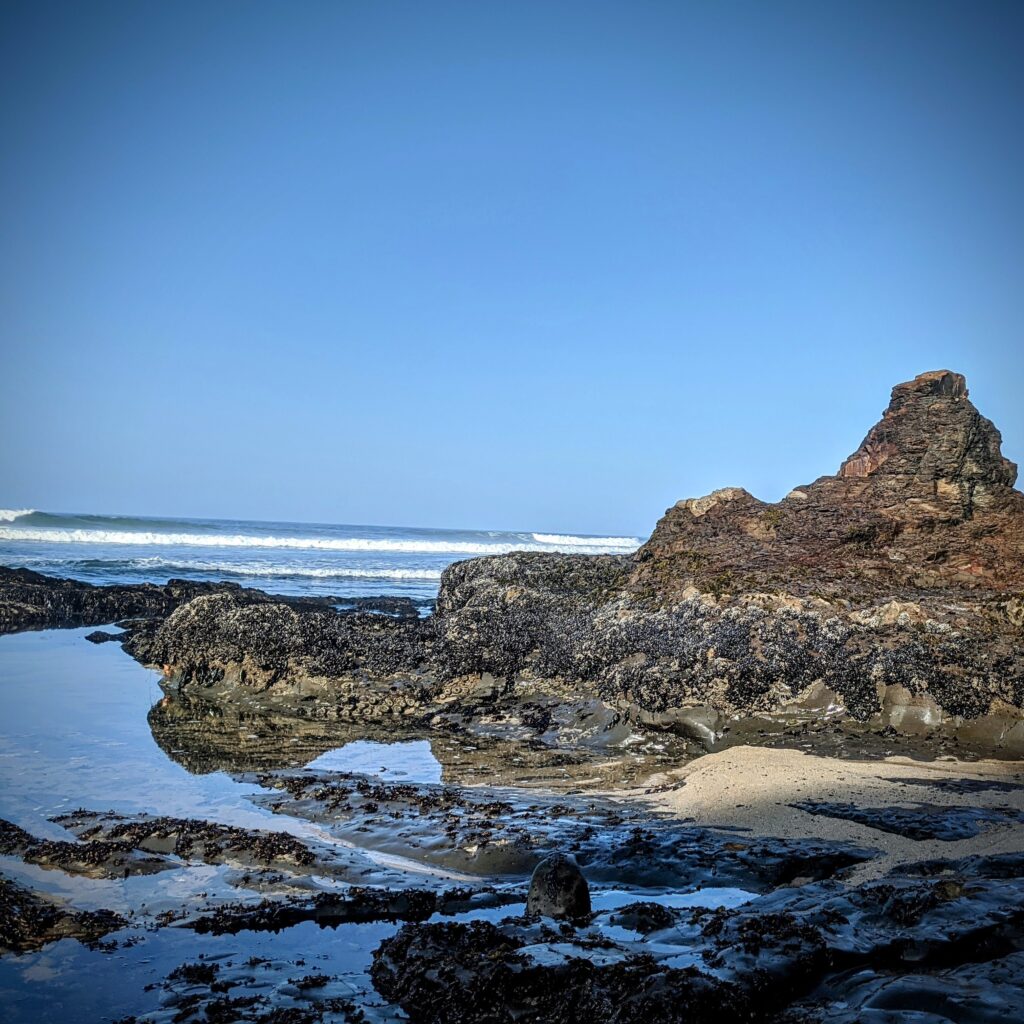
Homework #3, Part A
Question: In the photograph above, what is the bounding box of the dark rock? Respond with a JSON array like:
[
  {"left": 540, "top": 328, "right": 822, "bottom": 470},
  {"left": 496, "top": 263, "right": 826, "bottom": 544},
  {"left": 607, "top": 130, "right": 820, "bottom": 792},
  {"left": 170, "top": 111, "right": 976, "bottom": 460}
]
[
  {"left": 189, "top": 886, "right": 516, "bottom": 936},
  {"left": 0, "top": 567, "right": 245, "bottom": 636},
  {"left": 167, "top": 961, "right": 221, "bottom": 986},
  {"left": 371, "top": 852, "right": 1024, "bottom": 1024},
  {"left": 0, "top": 815, "right": 171, "bottom": 878},
  {"left": 882, "top": 776, "right": 1024, "bottom": 795},
  {"left": 371, "top": 917, "right": 742, "bottom": 1024},
  {"left": 608, "top": 900, "right": 677, "bottom": 933},
  {"left": 526, "top": 853, "right": 591, "bottom": 919},
  {"left": 123, "top": 592, "right": 431, "bottom": 705},
  {"left": 0, "top": 873, "right": 126, "bottom": 952},
  {"left": 334, "top": 595, "right": 425, "bottom": 619},
  {"left": 253, "top": 771, "right": 872, "bottom": 886},
  {"left": 778, "top": 950, "right": 1024, "bottom": 1024},
  {"left": 85, "top": 629, "right": 123, "bottom": 644},
  {"left": 53, "top": 810, "right": 320, "bottom": 871}
]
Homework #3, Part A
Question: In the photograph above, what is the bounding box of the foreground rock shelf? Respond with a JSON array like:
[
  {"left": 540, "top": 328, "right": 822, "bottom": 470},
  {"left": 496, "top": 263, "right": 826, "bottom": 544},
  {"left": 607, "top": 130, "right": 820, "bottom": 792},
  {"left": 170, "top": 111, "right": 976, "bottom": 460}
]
[
  {"left": 2, "top": 752, "right": 1021, "bottom": 1022},
  {"left": 372, "top": 851, "right": 1024, "bottom": 1024}
]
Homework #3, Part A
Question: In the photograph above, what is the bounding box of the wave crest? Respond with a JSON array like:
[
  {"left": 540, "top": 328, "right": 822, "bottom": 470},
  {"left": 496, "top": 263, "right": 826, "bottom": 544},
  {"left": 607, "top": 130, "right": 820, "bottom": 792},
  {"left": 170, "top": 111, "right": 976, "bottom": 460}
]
[
  {"left": 123, "top": 559, "right": 444, "bottom": 581},
  {"left": 0, "top": 508, "right": 35, "bottom": 523},
  {"left": 0, "top": 526, "right": 638, "bottom": 555},
  {"left": 531, "top": 532, "right": 639, "bottom": 549}
]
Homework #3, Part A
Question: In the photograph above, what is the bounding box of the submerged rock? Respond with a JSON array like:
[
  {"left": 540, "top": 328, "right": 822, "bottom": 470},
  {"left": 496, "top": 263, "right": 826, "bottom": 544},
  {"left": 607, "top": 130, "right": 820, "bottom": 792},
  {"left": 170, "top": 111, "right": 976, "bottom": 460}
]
[
  {"left": 252, "top": 770, "right": 872, "bottom": 885},
  {"left": 188, "top": 886, "right": 517, "bottom": 936},
  {"left": 0, "top": 874, "right": 126, "bottom": 953},
  {"left": 0, "top": 816, "right": 171, "bottom": 878}
]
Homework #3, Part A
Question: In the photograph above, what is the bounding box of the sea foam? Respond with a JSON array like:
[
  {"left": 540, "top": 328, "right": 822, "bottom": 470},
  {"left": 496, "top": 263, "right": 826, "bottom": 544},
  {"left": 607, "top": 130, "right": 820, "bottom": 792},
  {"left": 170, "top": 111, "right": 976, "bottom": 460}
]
[
  {"left": 0, "top": 509, "right": 34, "bottom": 523},
  {"left": 117, "top": 558, "right": 445, "bottom": 581},
  {"left": 0, "top": 526, "right": 639, "bottom": 555},
  {"left": 531, "top": 532, "right": 640, "bottom": 548}
]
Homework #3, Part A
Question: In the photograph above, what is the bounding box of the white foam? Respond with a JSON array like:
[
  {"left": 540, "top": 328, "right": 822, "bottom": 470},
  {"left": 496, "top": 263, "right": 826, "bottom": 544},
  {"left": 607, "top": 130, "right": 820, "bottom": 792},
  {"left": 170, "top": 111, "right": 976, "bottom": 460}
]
[
  {"left": 132, "top": 559, "right": 444, "bottom": 581},
  {"left": 0, "top": 526, "right": 638, "bottom": 556},
  {"left": 0, "top": 509, "right": 34, "bottom": 523},
  {"left": 531, "top": 532, "right": 639, "bottom": 549}
]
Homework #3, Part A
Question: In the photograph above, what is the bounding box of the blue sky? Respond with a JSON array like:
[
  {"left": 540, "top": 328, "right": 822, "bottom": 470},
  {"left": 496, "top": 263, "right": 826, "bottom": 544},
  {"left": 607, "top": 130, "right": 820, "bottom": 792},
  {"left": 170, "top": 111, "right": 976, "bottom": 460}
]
[{"left": 2, "top": 1, "right": 1022, "bottom": 536}]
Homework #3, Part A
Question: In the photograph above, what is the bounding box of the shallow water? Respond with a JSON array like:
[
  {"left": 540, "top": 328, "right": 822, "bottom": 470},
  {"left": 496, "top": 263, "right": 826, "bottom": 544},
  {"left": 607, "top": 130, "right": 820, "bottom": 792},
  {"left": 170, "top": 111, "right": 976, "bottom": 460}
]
[
  {"left": 0, "top": 629, "right": 752, "bottom": 1022},
  {"left": 0, "top": 628, "right": 265, "bottom": 835},
  {"left": 0, "top": 629, "right": 466, "bottom": 1020},
  {"left": 305, "top": 740, "right": 442, "bottom": 785},
  {"left": 0, "top": 628, "right": 445, "bottom": 838},
  {"left": 1, "top": 918, "right": 405, "bottom": 1023}
]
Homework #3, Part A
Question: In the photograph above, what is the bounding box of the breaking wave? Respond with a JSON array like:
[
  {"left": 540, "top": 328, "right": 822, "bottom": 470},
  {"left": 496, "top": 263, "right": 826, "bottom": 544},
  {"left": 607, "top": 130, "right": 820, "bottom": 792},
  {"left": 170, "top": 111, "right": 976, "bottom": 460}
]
[
  {"left": 0, "top": 526, "right": 637, "bottom": 556},
  {"left": 0, "top": 509, "right": 34, "bottom": 522},
  {"left": 107, "top": 558, "right": 444, "bottom": 582},
  {"left": 531, "top": 532, "right": 639, "bottom": 549}
]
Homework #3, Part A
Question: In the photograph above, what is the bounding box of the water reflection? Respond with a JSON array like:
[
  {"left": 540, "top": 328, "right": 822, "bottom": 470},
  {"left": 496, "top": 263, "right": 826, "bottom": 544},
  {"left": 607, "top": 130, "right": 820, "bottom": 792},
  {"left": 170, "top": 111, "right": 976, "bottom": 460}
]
[
  {"left": 147, "top": 688, "right": 699, "bottom": 792},
  {"left": 305, "top": 739, "right": 442, "bottom": 784},
  {"left": 146, "top": 692, "right": 409, "bottom": 775},
  {"left": 0, "top": 628, "right": 747, "bottom": 1024}
]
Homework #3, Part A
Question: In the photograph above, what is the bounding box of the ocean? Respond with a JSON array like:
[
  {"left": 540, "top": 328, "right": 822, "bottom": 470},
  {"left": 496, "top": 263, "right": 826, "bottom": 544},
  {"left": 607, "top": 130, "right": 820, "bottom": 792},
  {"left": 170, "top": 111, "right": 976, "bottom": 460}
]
[{"left": 0, "top": 508, "right": 640, "bottom": 606}]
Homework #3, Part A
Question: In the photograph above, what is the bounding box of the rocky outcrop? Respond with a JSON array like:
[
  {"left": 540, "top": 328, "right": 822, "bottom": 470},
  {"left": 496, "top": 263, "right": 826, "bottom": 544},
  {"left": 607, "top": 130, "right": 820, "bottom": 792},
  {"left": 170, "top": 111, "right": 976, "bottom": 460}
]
[
  {"left": 124, "top": 591, "right": 429, "bottom": 688},
  {"left": 0, "top": 567, "right": 246, "bottom": 635},
  {"left": 837, "top": 369, "right": 1016, "bottom": 491},
  {"left": 7, "top": 371, "right": 1022, "bottom": 756},
  {"left": 0, "top": 566, "right": 423, "bottom": 637},
  {"left": 426, "top": 371, "right": 1024, "bottom": 751},
  {"left": 634, "top": 369, "right": 1023, "bottom": 601}
]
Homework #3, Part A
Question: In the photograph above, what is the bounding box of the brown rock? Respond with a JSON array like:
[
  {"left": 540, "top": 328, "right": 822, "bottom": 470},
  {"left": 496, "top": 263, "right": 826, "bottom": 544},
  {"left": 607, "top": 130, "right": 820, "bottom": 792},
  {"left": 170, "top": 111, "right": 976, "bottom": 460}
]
[{"left": 633, "top": 369, "right": 1024, "bottom": 603}]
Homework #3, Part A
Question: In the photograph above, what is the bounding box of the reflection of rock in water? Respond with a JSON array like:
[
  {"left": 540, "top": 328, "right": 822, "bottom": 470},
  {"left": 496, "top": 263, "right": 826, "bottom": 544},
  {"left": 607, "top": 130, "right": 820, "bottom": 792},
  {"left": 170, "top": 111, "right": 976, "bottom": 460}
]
[
  {"left": 148, "top": 692, "right": 698, "bottom": 790},
  {"left": 147, "top": 693, "right": 398, "bottom": 774}
]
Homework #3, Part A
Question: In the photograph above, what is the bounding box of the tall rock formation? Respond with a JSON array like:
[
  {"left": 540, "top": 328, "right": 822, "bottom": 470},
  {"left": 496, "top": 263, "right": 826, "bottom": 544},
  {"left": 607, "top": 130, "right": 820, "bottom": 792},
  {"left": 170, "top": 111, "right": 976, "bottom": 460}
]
[
  {"left": 633, "top": 370, "right": 1024, "bottom": 602},
  {"left": 424, "top": 370, "right": 1024, "bottom": 747}
]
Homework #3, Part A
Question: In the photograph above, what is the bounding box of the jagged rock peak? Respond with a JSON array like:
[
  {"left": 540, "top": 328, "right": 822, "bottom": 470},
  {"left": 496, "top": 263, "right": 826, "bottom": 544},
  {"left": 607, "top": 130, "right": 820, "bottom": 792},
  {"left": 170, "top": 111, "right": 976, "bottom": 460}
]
[{"left": 838, "top": 369, "right": 1017, "bottom": 494}]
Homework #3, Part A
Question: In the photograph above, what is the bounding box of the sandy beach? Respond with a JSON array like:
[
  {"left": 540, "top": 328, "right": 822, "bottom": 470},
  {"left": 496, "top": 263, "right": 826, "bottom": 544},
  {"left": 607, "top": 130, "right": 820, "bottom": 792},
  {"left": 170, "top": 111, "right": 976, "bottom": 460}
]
[{"left": 637, "top": 746, "right": 1024, "bottom": 880}]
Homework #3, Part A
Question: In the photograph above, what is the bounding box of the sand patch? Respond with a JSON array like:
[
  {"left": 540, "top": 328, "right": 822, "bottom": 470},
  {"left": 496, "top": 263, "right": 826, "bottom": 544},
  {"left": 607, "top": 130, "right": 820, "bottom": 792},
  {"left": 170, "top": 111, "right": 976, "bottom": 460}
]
[{"left": 625, "top": 746, "right": 1024, "bottom": 881}]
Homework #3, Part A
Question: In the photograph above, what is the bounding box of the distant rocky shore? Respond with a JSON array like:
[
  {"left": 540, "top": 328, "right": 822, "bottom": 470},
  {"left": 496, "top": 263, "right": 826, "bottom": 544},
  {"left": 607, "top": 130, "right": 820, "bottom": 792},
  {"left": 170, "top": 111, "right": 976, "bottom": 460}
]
[{"left": 4, "top": 369, "right": 1021, "bottom": 759}]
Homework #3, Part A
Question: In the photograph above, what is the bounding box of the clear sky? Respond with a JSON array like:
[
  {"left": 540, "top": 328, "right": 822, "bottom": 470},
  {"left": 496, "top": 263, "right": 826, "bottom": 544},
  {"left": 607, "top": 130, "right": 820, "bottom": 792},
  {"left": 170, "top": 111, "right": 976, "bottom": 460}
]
[{"left": 1, "top": 1, "right": 1022, "bottom": 536}]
